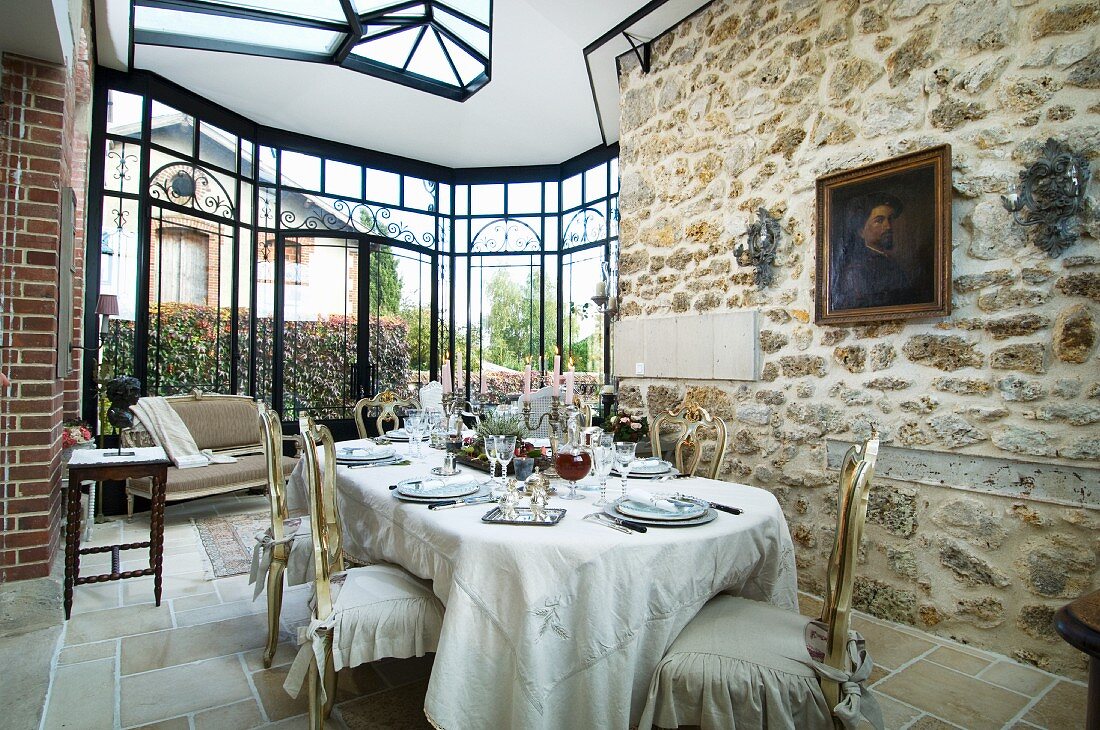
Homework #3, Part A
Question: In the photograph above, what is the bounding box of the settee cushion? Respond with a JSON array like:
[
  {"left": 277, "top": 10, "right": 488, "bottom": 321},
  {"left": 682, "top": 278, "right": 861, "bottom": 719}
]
[
  {"left": 170, "top": 396, "right": 261, "bottom": 452},
  {"left": 129, "top": 454, "right": 297, "bottom": 499}
]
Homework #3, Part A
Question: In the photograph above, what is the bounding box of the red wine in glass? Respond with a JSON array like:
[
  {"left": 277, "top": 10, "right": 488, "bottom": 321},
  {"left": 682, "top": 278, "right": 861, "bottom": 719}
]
[{"left": 556, "top": 449, "right": 591, "bottom": 500}]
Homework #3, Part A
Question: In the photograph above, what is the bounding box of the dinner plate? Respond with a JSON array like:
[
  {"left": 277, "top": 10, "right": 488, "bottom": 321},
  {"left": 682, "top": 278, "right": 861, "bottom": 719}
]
[
  {"left": 395, "top": 478, "right": 480, "bottom": 500},
  {"left": 602, "top": 503, "right": 717, "bottom": 528},
  {"left": 336, "top": 444, "right": 396, "bottom": 462},
  {"left": 610, "top": 465, "right": 681, "bottom": 480},
  {"left": 612, "top": 458, "right": 672, "bottom": 476},
  {"left": 615, "top": 495, "right": 707, "bottom": 521},
  {"left": 384, "top": 429, "right": 410, "bottom": 442},
  {"left": 392, "top": 482, "right": 490, "bottom": 503}
]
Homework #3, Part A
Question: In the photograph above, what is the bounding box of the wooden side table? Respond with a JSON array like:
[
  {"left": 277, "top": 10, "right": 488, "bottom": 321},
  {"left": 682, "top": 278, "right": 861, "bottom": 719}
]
[
  {"left": 64, "top": 447, "right": 170, "bottom": 620},
  {"left": 1056, "top": 588, "right": 1100, "bottom": 729}
]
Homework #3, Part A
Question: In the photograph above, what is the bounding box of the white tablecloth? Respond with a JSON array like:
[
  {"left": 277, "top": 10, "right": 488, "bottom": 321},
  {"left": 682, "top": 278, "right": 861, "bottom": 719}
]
[{"left": 287, "top": 447, "right": 797, "bottom": 730}]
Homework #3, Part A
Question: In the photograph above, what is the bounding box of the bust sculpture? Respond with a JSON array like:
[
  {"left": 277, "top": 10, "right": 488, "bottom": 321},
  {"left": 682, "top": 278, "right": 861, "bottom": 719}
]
[{"left": 104, "top": 376, "right": 141, "bottom": 433}]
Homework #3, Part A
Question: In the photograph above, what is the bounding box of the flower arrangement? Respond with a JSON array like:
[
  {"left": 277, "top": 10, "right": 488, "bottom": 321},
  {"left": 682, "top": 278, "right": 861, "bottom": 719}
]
[
  {"left": 607, "top": 410, "right": 648, "bottom": 443},
  {"left": 514, "top": 440, "right": 548, "bottom": 459},
  {"left": 61, "top": 421, "right": 93, "bottom": 449}
]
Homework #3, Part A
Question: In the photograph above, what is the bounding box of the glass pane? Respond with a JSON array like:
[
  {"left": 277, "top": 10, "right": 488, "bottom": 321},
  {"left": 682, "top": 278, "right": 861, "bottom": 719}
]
[
  {"left": 507, "top": 182, "right": 541, "bottom": 214},
  {"left": 438, "top": 183, "right": 451, "bottom": 215},
  {"left": 239, "top": 181, "right": 254, "bottom": 223},
  {"left": 103, "top": 140, "right": 141, "bottom": 195},
  {"left": 148, "top": 148, "right": 237, "bottom": 221},
  {"left": 563, "top": 248, "right": 605, "bottom": 394},
  {"left": 454, "top": 184, "right": 468, "bottom": 215},
  {"left": 281, "top": 150, "right": 321, "bottom": 190},
  {"left": 351, "top": 27, "right": 421, "bottom": 68},
  {"left": 135, "top": 6, "right": 344, "bottom": 55},
  {"left": 255, "top": 232, "right": 276, "bottom": 404},
  {"left": 453, "top": 218, "right": 468, "bottom": 254},
  {"left": 585, "top": 163, "right": 607, "bottom": 202},
  {"left": 366, "top": 169, "right": 400, "bottom": 204},
  {"left": 146, "top": 209, "right": 233, "bottom": 395},
  {"left": 98, "top": 196, "right": 139, "bottom": 384},
  {"left": 199, "top": 121, "right": 237, "bottom": 170},
  {"left": 258, "top": 146, "right": 277, "bottom": 183},
  {"left": 438, "top": 0, "right": 490, "bottom": 24},
  {"left": 471, "top": 183, "right": 503, "bottom": 215},
  {"left": 282, "top": 237, "right": 359, "bottom": 420},
  {"left": 204, "top": 0, "right": 347, "bottom": 22},
  {"left": 149, "top": 101, "right": 194, "bottom": 157},
  {"left": 258, "top": 187, "right": 277, "bottom": 228},
  {"left": 435, "top": 6, "right": 489, "bottom": 56},
  {"left": 438, "top": 33, "right": 484, "bottom": 85},
  {"left": 562, "top": 206, "right": 607, "bottom": 248},
  {"left": 106, "top": 90, "right": 143, "bottom": 139},
  {"left": 395, "top": 247, "right": 433, "bottom": 386},
  {"left": 543, "top": 215, "right": 558, "bottom": 251},
  {"left": 562, "top": 173, "right": 581, "bottom": 211},
  {"left": 406, "top": 29, "right": 460, "bottom": 86},
  {"left": 240, "top": 139, "right": 255, "bottom": 179},
  {"left": 236, "top": 227, "right": 253, "bottom": 395},
  {"left": 367, "top": 244, "right": 426, "bottom": 397},
  {"left": 325, "top": 159, "right": 362, "bottom": 198},
  {"left": 404, "top": 175, "right": 437, "bottom": 211},
  {"left": 610, "top": 157, "right": 619, "bottom": 194},
  {"left": 371, "top": 208, "right": 437, "bottom": 247},
  {"left": 543, "top": 181, "right": 558, "bottom": 212}
]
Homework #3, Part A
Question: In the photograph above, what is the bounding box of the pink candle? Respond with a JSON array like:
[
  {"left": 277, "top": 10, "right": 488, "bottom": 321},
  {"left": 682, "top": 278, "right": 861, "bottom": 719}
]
[
  {"left": 442, "top": 358, "right": 451, "bottom": 394},
  {"left": 481, "top": 370, "right": 488, "bottom": 395},
  {"left": 565, "top": 369, "right": 575, "bottom": 405},
  {"left": 522, "top": 362, "right": 531, "bottom": 401}
]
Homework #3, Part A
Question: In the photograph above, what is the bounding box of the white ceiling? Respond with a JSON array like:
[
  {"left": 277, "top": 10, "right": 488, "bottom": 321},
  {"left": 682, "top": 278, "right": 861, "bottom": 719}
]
[{"left": 93, "top": 0, "right": 709, "bottom": 168}]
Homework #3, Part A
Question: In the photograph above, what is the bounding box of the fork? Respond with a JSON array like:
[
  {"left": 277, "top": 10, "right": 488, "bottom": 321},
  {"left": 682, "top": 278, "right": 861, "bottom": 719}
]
[{"left": 583, "top": 513, "right": 631, "bottom": 534}]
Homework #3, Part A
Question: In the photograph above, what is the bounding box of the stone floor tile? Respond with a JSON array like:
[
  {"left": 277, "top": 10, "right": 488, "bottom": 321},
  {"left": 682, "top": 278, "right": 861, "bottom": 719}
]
[
  {"left": 130, "top": 717, "right": 190, "bottom": 730},
  {"left": 194, "top": 698, "right": 265, "bottom": 730},
  {"left": 69, "top": 581, "right": 121, "bottom": 615},
  {"left": 175, "top": 598, "right": 265, "bottom": 627},
  {"left": 925, "top": 645, "right": 993, "bottom": 675},
  {"left": 42, "top": 657, "right": 115, "bottom": 730},
  {"left": 1023, "top": 679, "right": 1088, "bottom": 728},
  {"left": 979, "top": 661, "right": 1057, "bottom": 697},
  {"left": 120, "top": 654, "right": 252, "bottom": 727},
  {"left": 122, "top": 551, "right": 206, "bottom": 576},
  {"left": 337, "top": 680, "right": 432, "bottom": 730},
  {"left": 251, "top": 661, "right": 310, "bottom": 722},
  {"left": 243, "top": 641, "right": 299, "bottom": 672},
  {"left": 1, "top": 625, "right": 64, "bottom": 730},
  {"left": 215, "top": 573, "right": 257, "bottom": 603},
  {"left": 122, "top": 571, "right": 215, "bottom": 604},
  {"left": 58, "top": 639, "right": 116, "bottom": 665},
  {"left": 852, "top": 616, "right": 936, "bottom": 670},
  {"left": 65, "top": 603, "right": 173, "bottom": 645},
  {"left": 121, "top": 612, "right": 268, "bottom": 675},
  {"left": 876, "top": 659, "right": 1029, "bottom": 728},
  {"left": 262, "top": 715, "right": 311, "bottom": 729},
  {"left": 907, "top": 717, "right": 963, "bottom": 729},
  {"left": 171, "top": 591, "right": 222, "bottom": 612},
  {"left": 869, "top": 691, "right": 921, "bottom": 728}
]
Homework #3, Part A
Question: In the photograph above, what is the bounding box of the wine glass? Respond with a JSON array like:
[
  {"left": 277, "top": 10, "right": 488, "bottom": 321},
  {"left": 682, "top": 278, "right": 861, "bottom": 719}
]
[
  {"left": 405, "top": 411, "right": 426, "bottom": 458},
  {"left": 592, "top": 433, "right": 615, "bottom": 507},
  {"left": 483, "top": 435, "right": 500, "bottom": 488},
  {"left": 496, "top": 436, "right": 516, "bottom": 493},
  {"left": 427, "top": 407, "right": 445, "bottom": 449},
  {"left": 555, "top": 440, "right": 592, "bottom": 501},
  {"left": 614, "top": 441, "right": 638, "bottom": 502}
]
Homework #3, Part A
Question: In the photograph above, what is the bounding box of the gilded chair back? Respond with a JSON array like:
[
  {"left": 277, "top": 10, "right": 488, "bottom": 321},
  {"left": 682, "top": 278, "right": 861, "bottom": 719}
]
[
  {"left": 648, "top": 404, "right": 729, "bottom": 480},
  {"left": 299, "top": 415, "right": 342, "bottom": 619},
  {"left": 353, "top": 391, "right": 421, "bottom": 438},
  {"left": 258, "top": 403, "right": 290, "bottom": 543},
  {"left": 818, "top": 433, "right": 879, "bottom": 710},
  {"left": 572, "top": 395, "right": 594, "bottom": 428}
]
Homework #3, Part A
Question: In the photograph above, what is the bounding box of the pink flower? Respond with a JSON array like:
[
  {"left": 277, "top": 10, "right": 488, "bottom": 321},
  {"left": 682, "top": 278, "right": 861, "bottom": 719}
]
[{"left": 630, "top": 423, "right": 642, "bottom": 431}]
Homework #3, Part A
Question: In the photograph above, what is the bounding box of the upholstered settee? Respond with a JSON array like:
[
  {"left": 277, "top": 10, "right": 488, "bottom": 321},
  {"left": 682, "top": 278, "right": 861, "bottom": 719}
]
[{"left": 123, "top": 391, "right": 298, "bottom": 517}]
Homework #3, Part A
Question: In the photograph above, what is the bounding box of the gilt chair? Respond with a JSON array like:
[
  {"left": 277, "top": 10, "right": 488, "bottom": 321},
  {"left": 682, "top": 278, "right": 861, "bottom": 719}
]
[
  {"left": 572, "top": 395, "right": 594, "bottom": 428},
  {"left": 284, "top": 415, "right": 444, "bottom": 729},
  {"left": 250, "top": 403, "right": 314, "bottom": 668},
  {"left": 352, "top": 390, "right": 421, "bottom": 438},
  {"left": 637, "top": 434, "right": 882, "bottom": 730},
  {"left": 648, "top": 403, "right": 729, "bottom": 480}
]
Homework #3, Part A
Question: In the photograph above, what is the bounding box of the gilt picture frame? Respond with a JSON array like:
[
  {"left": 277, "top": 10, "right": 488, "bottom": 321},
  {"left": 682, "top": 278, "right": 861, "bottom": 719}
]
[{"left": 814, "top": 145, "right": 952, "bottom": 325}]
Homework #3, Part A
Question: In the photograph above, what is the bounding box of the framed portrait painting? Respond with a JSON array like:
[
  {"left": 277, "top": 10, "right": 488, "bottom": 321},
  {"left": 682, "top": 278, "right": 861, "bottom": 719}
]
[{"left": 815, "top": 145, "right": 952, "bottom": 325}]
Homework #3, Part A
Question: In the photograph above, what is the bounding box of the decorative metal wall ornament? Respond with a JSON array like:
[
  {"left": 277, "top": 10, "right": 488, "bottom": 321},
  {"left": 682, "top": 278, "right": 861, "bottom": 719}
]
[
  {"left": 149, "top": 162, "right": 235, "bottom": 220},
  {"left": 1000, "top": 138, "right": 1091, "bottom": 258},
  {"left": 734, "top": 207, "right": 781, "bottom": 288},
  {"left": 471, "top": 218, "right": 541, "bottom": 253}
]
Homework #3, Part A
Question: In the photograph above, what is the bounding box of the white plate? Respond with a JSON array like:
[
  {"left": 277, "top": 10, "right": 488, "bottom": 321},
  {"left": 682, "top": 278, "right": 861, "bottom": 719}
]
[
  {"left": 384, "top": 429, "right": 410, "bottom": 441},
  {"left": 612, "top": 458, "right": 671, "bottom": 476},
  {"left": 392, "top": 482, "right": 490, "bottom": 503},
  {"left": 336, "top": 444, "right": 396, "bottom": 461},
  {"left": 395, "top": 478, "right": 480, "bottom": 500},
  {"left": 603, "top": 503, "right": 717, "bottom": 528},
  {"left": 615, "top": 495, "right": 706, "bottom": 521}
]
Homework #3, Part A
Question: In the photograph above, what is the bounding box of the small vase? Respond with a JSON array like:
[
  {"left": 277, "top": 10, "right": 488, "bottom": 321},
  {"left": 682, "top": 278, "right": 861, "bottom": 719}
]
[
  {"left": 634, "top": 437, "right": 653, "bottom": 459},
  {"left": 513, "top": 457, "right": 535, "bottom": 481}
]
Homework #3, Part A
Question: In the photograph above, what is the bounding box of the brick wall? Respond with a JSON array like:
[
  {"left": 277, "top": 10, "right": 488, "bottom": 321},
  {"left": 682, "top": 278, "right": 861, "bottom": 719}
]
[{"left": 0, "top": 21, "right": 94, "bottom": 581}]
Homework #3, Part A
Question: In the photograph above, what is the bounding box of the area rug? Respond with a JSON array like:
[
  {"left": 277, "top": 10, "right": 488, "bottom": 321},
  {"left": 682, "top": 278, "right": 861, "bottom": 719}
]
[{"left": 192, "top": 511, "right": 268, "bottom": 578}]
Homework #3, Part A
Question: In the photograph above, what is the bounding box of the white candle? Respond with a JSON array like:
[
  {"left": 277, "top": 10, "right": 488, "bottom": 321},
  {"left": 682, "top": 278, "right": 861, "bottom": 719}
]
[
  {"left": 442, "top": 358, "right": 451, "bottom": 394},
  {"left": 481, "top": 370, "right": 488, "bottom": 395},
  {"left": 553, "top": 351, "right": 561, "bottom": 387},
  {"left": 523, "top": 362, "right": 531, "bottom": 400},
  {"left": 595, "top": 280, "right": 607, "bottom": 297},
  {"left": 455, "top": 352, "right": 463, "bottom": 393}
]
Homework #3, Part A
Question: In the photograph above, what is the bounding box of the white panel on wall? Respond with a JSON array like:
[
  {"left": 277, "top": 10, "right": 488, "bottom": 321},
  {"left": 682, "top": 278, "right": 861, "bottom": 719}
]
[{"left": 613, "top": 311, "right": 758, "bottom": 381}]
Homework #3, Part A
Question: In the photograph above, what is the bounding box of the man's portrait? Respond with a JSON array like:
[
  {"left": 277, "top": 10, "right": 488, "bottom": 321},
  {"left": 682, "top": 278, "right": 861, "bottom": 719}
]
[{"left": 815, "top": 145, "right": 952, "bottom": 325}]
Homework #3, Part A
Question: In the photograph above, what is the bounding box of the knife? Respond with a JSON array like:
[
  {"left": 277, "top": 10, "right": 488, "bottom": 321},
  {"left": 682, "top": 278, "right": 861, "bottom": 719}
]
[
  {"left": 676, "top": 493, "right": 742, "bottom": 515},
  {"left": 427, "top": 495, "right": 496, "bottom": 510},
  {"left": 601, "top": 513, "right": 648, "bottom": 533}
]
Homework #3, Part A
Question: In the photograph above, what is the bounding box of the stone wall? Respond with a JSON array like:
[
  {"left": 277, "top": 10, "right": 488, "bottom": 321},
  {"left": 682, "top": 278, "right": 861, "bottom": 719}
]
[{"left": 616, "top": 0, "right": 1099, "bottom": 677}]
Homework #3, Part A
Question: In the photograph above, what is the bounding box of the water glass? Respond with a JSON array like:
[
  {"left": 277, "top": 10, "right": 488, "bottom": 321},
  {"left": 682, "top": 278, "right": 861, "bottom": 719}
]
[
  {"left": 614, "top": 441, "right": 638, "bottom": 502},
  {"left": 483, "top": 435, "right": 501, "bottom": 487},
  {"left": 496, "top": 436, "right": 516, "bottom": 492},
  {"left": 405, "top": 411, "right": 426, "bottom": 458},
  {"left": 592, "top": 433, "right": 615, "bottom": 507}
]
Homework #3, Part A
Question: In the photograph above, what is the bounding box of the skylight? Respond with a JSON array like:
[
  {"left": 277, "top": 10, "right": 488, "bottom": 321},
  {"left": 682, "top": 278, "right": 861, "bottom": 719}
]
[{"left": 131, "top": 0, "right": 492, "bottom": 101}]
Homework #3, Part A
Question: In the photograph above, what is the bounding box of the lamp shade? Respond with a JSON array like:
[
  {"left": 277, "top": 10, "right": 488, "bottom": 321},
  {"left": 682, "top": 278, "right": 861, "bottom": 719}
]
[{"left": 95, "top": 294, "right": 119, "bottom": 317}]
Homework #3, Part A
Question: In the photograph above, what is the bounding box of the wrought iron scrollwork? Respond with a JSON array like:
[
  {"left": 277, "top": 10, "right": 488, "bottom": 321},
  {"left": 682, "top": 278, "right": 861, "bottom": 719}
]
[
  {"left": 1001, "top": 138, "right": 1091, "bottom": 258},
  {"left": 149, "top": 162, "right": 235, "bottom": 220},
  {"left": 471, "top": 218, "right": 541, "bottom": 252},
  {"left": 562, "top": 206, "right": 607, "bottom": 248},
  {"left": 735, "top": 207, "right": 781, "bottom": 288},
  {"left": 281, "top": 197, "right": 436, "bottom": 247},
  {"left": 107, "top": 146, "right": 137, "bottom": 187}
]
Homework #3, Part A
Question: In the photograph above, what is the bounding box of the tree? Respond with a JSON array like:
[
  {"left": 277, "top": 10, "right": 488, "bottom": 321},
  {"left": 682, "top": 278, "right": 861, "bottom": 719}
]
[{"left": 369, "top": 245, "right": 402, "bottom": 315}]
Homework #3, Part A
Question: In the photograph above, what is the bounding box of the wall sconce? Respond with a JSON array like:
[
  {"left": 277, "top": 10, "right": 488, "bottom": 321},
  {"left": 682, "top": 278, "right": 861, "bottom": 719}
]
[
  {"left": 592, "top": 259, "right": 619, "bottom": 319},
  {"left": 72, "top": 294, "right": 120, "bottom": 353},
  {"left": 734, "top": 207, "right": 781, "bottom": 288},
  {"left": 1001, "top": 138, "right": 1091, "bottom": 258}
]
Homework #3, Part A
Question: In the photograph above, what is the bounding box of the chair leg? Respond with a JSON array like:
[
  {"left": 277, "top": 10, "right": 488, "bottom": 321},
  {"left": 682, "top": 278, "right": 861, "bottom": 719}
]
[
  {"left": 263, "top": 559, "right": 286, "bottom": 668},
  {"left": 126, "top": 493, "right": 135, "bottom": 521},
  {"left": 308, "top": 655, "right": 324, "bottom": 730},
  {"left": 322, "top": 632, "right": 337, "bottom": 719}
]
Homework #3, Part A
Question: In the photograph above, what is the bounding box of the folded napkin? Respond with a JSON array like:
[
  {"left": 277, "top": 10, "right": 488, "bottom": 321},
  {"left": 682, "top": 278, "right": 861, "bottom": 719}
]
[
  {"left": 202, "top": 449, "right": 237, "bottom": 464},
  {"left": 626, "top": 488, "right": 676, "bottom": 512},
  {"left": 175, "top": 453, "right": 210, "bottom": 470}
]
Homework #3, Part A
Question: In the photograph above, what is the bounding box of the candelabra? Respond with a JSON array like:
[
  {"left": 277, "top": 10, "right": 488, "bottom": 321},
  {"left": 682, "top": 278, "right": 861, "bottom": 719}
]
[{"left": 520, "top": 393, "right": 574, "bottom": 479}]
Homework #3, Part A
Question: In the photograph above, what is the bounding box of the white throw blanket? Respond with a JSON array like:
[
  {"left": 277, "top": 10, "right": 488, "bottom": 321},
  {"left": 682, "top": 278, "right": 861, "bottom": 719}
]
[{"left": 130, "top": 397, "right": 210, "bottom": 469}]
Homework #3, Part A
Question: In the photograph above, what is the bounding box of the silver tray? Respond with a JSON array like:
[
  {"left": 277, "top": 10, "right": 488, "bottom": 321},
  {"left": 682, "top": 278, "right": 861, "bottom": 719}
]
[{"left": 481, "top": 507, "right": 566, "bottom": 526}]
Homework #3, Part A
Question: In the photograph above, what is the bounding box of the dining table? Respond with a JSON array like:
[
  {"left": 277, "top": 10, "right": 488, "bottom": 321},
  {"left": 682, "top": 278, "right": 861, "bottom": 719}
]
[{"left": 286, "top": 440, "right": 798, "bottom": 730}]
